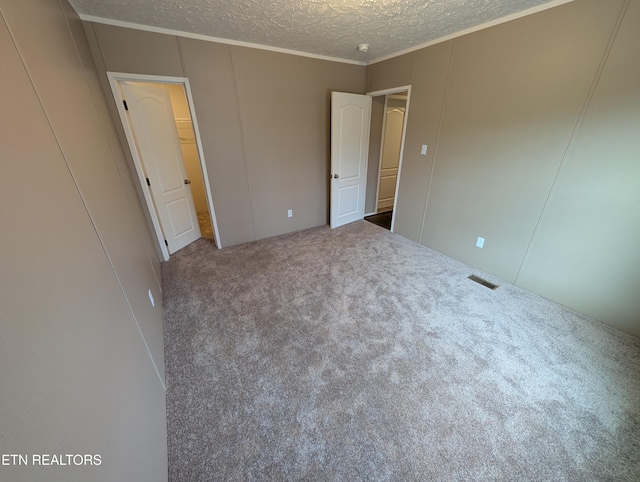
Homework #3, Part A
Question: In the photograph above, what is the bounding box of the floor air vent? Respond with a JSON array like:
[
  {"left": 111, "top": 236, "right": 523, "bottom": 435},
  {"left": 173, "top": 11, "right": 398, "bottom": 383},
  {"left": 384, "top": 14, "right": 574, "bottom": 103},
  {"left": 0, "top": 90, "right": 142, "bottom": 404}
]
[{"left": 468, "top": 275, "right": 499, "bottom": 290}]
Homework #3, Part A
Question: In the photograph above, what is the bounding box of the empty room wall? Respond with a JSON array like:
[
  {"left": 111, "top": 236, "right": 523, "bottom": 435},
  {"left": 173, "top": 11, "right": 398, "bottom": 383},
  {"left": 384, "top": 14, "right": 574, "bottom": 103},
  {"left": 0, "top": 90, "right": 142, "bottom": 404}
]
[
  {"left": 82, "top": 23, "right": 366, "bottom": 246},
  {"left": 516, "top": 0, "right": 640, "bottom": 335},
  {"left": 368, "top": 0, "right": 640, "bottom": 336},
  {"left": 0, "top": 0, "right": 167, "bottom": 480}
]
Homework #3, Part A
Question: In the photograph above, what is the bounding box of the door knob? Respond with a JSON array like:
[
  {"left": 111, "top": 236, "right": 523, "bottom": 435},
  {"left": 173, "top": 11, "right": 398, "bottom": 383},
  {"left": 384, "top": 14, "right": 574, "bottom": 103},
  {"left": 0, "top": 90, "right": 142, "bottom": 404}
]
[
  {"left": 332, "top": 174, "right": 339, "bottom": 179},
  {"left": 184, "top": 179, "right": 191, "bottom": 184}
]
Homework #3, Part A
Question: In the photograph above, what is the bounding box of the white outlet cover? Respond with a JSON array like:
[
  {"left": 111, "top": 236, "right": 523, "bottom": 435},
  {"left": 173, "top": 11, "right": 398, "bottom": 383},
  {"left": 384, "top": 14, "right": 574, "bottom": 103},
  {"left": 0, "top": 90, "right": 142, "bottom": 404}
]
[
  {"left": 421, "top": 145, "right": 428, "bottom": 155},
  {"left": 148, "top": 289, "right": 155, "bottom": 307},
  {"left": 287, "top": 209, "right": 293, "bottom": 218},
  {"left": 476, "top": 237, "right": 485, "bottom": 248}
]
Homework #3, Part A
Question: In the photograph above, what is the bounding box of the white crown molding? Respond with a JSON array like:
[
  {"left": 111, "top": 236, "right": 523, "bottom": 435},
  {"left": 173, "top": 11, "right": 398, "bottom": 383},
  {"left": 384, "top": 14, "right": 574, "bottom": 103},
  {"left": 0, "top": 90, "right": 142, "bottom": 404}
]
[
  {"left": 79, "top": 14, "right": 367, "bottom": 66},
  {"left": 368, "top": 0, "right": 575, "bottom": 65}
]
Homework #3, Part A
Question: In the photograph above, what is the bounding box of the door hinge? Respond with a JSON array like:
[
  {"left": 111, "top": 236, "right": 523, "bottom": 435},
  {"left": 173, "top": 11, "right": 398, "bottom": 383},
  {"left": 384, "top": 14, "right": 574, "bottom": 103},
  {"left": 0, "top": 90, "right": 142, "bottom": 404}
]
[
  {"left": 164, "top": 239, "right": 168, "bottom": 247},
  {"left": 123, "top": 100, "right": 128, "bottom": 111},
  {"left": 146, "top": 177, "right": 151, "bottom": 186}
]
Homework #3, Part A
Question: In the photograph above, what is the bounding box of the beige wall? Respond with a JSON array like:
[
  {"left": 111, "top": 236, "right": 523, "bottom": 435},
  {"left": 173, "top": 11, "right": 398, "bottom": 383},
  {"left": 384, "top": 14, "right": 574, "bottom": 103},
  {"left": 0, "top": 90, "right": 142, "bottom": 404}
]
[
  {"left": 392, "top": 41, "right": 454, "bottom": 242},
  {"left": 0, "top": 0, "right": 167, "bottom": 480},
  {"left": 83, "top": 24, "right": 366, "bottom": 247},
  {"left": 516, "top": 0, "right": 640, "bottom": 336},
  {"left": 367, "top": 53, "right": 413, "bottom": 93},
  {"left": 369, "top": 0, "right": 639, "bottom": 336}
]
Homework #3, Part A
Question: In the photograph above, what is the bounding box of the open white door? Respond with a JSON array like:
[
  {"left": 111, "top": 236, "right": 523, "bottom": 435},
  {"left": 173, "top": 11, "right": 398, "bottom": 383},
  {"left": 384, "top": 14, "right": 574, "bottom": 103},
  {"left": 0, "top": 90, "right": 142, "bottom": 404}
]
[
  {"left": 330, "top": 92, "right": 371, "bottom": 228},
  {"left": 121, "top": 81, "right": 201, "bottom": 254},
  {"left": 377, "top": 106, "right": 405, "bottom": 211}
]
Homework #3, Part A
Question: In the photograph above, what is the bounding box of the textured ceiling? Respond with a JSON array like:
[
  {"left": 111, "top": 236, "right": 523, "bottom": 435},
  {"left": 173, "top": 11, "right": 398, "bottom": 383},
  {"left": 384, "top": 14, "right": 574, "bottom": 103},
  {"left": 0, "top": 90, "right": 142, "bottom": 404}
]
[{"left": 69, "top": 0, "right": 568, "bottom": 63}]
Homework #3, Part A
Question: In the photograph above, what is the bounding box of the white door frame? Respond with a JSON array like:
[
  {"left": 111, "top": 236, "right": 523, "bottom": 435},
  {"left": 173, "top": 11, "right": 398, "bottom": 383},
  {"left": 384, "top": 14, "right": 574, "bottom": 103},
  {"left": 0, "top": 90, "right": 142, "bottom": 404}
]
[
  {"left": 366, "top": 85, "right": 411, "bottom": 233},
  {"left": 107, "top": 72, "right": 222, "bottom": 260}
]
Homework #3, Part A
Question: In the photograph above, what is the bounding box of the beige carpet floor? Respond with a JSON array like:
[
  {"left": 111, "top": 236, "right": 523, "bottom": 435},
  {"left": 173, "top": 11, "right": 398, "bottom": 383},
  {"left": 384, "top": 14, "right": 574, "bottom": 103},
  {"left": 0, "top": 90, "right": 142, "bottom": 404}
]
[{"left": 162, "top": 221, "right": 640, "bottom": 481}]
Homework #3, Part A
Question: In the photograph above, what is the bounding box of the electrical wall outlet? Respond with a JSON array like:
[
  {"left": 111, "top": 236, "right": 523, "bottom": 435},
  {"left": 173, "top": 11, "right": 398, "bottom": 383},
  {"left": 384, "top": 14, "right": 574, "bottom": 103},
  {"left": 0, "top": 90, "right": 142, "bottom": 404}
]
[
  {"left": 476, "top": 237, "right": 485, "bottom": 249},
  {"left": 421, "top": 145, "right": 428, "bottom": 155},
  {"left": 148, "top": 289, "right": 155, "bottom": 307},
  {"left": 287, "top": 209, "right": 293, "bottom": 218}
]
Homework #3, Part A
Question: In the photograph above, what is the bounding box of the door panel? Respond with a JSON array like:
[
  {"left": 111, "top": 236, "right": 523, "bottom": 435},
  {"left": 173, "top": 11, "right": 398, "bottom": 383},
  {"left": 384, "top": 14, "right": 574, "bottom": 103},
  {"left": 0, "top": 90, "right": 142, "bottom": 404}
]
[
  {"left": 121, "top": 82, "right": 201, "bottom": 254},
  {"left": 331, "top": 92, "right": 371, "bottom": 228},
  {"left": 378, "top": 174, "right": 397, "bottom": 208},
  {"left": 166, "top": 198, "right": 193, "bottom": 235},
  {"left": 338, "top": 184, "right": 360, "bottom": 216}
]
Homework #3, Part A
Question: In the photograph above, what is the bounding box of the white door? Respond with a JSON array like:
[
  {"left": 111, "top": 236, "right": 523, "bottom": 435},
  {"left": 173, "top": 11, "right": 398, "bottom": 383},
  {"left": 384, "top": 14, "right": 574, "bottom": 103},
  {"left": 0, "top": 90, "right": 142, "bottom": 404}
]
[
  {"left": 121, "top": 82, "right": 201, "bottom": 254},
  {"left": 330, "top": 92, "right": 371, "bottom": 228},
  {"left": 377, "top": 107, "right": 405, "bottom": 211}
]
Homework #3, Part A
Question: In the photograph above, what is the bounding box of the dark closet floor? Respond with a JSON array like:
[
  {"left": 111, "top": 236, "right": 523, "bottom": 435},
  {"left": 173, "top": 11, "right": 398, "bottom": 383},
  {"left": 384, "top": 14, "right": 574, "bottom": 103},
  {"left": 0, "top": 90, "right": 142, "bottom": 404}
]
[{"left": 365, "top": 210, "right": 392, "bottom": 230}]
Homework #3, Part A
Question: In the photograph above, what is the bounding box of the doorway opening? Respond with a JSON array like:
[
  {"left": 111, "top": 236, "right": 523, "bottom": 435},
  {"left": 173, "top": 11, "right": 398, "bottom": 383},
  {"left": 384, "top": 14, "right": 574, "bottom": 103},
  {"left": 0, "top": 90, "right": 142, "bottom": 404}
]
[
  {"left": 364, "top": 87, "right": 410, "bottom": 232},
  {"left": 107, "top": 73, "right": 221, "bottom": 260}
]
